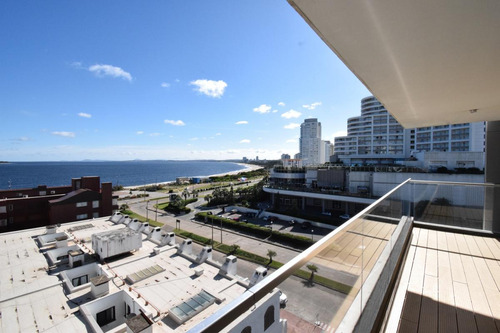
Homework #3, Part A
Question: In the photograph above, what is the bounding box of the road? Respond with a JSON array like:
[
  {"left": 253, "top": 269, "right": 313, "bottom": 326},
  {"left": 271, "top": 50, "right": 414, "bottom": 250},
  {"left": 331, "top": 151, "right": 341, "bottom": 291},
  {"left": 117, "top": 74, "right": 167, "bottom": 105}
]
[{"left": 121, "top": 190, "right": 354, "bottom": 328}]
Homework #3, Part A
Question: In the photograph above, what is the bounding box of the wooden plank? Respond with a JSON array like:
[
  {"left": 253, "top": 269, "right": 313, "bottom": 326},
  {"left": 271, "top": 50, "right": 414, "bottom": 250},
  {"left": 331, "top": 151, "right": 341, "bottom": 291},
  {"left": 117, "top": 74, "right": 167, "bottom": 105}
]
[
  {"left": 437, "top": 250, "right": 458, "bottom": 333},
  {"left": 398, "top": 318, "right": 418, "bottom": 333},
  {"left": 445, "top": 232, "right": 459, "bottom": 253},
  {"left": 483, "top": 237, "right": 500, "bottom": 260},
  {"left": 454, "top": 233, "right": 471, "bottom": 255},
  {"left": 436, "top": 231, "right": 448, "bottom": 252},
  {"left": 485, "top": 258, "right": 500, "bottom": 291},
  {"left": 461, "top": 255, "right": 498, "bottom": 332},
  {"left": 427, "top": 229, "right": 438, "bottom": 250},
  {"left": 453, "top": 281, "right": 478, "bottom": 333},
  {"left": 408, "top": 247, "right": 427, "bottom": 293},
  {"left": 418, "top": 275, "right": 438, "bottom": 333},
  {"left": 425, "top": 249, "right": 438, "bottom": 278},
  {"left": 411, "top": 228, "right": 421, "bottom": 246},
  {"left": 417, "top": 228, "right": 428, "bottom": 248},
  {"left": 449, "top": 252, "right": 467, "bottom": 284},
  {"left": 473, "top": 236, "right": 495, "bottom": 260},
  {"left": 463, "top": 234, "right": 483, "bottom": 257}
]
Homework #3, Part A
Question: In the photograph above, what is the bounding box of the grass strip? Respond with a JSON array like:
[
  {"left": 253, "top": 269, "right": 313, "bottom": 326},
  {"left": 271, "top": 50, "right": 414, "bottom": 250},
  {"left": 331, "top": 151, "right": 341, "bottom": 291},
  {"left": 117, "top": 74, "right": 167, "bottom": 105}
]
[{"left": 175, "top": 228, "right": 351, "bottom": 294}]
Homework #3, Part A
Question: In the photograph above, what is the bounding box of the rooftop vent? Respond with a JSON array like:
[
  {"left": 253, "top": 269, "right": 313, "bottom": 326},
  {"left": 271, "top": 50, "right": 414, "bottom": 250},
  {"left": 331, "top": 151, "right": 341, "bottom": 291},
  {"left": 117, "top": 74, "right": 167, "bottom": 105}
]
[
  {"left": 249, "top": 266, "right": 268, "bottom": 287},
  {"left": 177, "top": 239, "right": 192, "bottom": 256},
  {"left": 195, "top": 246, "right": 212, "bottom": 264},
  {"left": 125, "top": 265, "right": 165, "bottom": 284},
  {"left": 219, "top": 255, "right": 237, "bottom": 276}
]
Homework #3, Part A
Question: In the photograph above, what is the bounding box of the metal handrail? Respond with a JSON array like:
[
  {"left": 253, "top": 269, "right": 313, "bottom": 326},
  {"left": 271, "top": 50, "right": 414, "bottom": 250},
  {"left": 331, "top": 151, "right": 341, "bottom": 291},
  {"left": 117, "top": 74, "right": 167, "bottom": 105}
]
[
  {"left": 189, "top": 178, "right": 412, "bottom": 332},
  {"left": 409, "top": 180, "right": 495, "bottom": 186}
]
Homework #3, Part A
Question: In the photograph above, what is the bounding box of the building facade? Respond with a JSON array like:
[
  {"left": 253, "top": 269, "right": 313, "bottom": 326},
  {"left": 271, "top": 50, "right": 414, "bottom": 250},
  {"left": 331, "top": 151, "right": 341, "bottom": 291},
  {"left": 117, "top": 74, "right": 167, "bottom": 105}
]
[
  {"left": 300, "top": 118, "right": 323, "bottom": 166},
  {"left": 0, "top": 176, "right": 118, "bottom": 232},
  {"left": 334, "top": 96, "right": 486, "bottom": 166}
]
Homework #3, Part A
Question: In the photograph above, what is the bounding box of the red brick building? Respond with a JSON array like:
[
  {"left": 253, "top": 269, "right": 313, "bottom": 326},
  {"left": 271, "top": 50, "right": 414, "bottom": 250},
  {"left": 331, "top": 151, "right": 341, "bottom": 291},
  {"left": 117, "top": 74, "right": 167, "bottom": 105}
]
[{"left": 0, "top": 176, "right": 118, "bottom": 232}]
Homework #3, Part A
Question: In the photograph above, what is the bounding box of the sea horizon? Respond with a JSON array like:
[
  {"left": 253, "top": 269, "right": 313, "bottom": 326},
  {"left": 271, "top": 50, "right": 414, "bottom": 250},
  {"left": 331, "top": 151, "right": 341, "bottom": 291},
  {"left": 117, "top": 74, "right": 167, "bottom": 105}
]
[{"left": 0, "top": 160, "right": 255, "bottom": 190}]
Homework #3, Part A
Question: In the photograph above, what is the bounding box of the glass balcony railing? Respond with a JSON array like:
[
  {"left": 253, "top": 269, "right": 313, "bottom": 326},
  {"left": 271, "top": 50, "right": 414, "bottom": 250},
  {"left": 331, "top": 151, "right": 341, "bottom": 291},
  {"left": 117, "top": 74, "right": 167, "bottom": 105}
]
[{"left": 190, "top": 179, "right": 497, "bottom": 332}]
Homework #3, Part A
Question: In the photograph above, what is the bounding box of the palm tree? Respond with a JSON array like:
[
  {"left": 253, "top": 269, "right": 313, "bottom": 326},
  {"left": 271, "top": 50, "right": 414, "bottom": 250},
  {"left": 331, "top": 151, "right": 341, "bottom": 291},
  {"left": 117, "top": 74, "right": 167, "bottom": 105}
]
[
  {"left": 204, "top": 194, "right": 213, "bottom": 205},
  {"left": 307, "top": 264, "right": 318, "bottom": 283},
  {"left": 267, "top": 249, "right": 277, "bottom": 266},
  {"left": 182, "top": 188, "right": 189, "bottom": 200}
]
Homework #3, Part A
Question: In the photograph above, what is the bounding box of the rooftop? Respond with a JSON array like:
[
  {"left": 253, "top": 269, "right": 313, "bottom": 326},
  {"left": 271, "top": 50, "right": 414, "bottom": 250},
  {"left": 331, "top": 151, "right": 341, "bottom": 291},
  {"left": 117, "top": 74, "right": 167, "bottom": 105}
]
[{"left": 0, "top": 216, "right": 276, "bottom": 332}]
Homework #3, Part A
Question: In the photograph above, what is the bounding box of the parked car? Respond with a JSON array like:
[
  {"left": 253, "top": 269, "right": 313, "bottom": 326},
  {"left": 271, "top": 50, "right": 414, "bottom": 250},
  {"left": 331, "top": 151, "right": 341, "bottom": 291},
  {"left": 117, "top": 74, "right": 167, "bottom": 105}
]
[
  {"left": 339, "top": 214, "right": 350, "bottom": 220},
  {"left": 289, "top": 219, "right": 296, "bottom": 225},
  {"left": 263, "top": 216, "right": 269, "bottom": 221},
  {"left": 301, "top": 221, "right": 312, "bottom": 229},
  {"left": 321, "top": 211, "right": 331, "bottom": 216}
]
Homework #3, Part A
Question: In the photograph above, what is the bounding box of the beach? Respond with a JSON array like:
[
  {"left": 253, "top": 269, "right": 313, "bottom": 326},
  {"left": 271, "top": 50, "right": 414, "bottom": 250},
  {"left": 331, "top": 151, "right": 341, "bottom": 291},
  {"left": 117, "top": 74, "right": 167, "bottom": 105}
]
[{"left": 122, "top": 163, "right": 263, "bottom": 189}]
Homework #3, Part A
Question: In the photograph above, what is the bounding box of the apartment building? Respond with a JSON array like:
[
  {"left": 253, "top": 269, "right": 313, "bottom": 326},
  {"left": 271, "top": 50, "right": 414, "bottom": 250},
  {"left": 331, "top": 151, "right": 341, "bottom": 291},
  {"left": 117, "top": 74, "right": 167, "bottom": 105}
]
[
  {"left": 0, "top": 176, "right": 118, "bottom": 231},
  {"left": 334, "top": 96, "right": 485, "bottom": 167}
]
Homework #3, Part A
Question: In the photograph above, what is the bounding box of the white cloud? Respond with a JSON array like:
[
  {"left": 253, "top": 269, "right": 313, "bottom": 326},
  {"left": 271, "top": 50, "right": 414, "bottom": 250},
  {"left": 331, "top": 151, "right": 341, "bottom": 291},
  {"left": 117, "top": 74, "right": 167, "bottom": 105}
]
[
  {"left": 52, "top": 131, "right": 75, "bottom": 138},
  {"left": 278, "top": 102, "right": 285, "bottom": 107},
  {"left": 240, "top": 139, "right": 251, "bottom": 143},
  {"left": 189, "top": 137, "right": 199, "bottom": 141},
  {"left": 190, "top": 79, "right": 227, "bottom": 98},
  {"left": 11, "top": 136, "right": 30, "bottom": 142},
  {"left": 149, "top": 133, "right": 161, "bottom": 137},
  {"left": 281, "top": 109, "right": 301, "bottom": 119},
  {"left": 302, "top": 102, "right": 322, "bottom": 110},
  {"left": 161, "top": 82, "right": 170, "bottom": 88},
  {"left": 272, "top": 109, "right": 278, "bottom": 113},
  {"left": 253, "top": 104, "right": 271, "bottom": 114},
  {"left": 88, "top": 64, "right": 132, "bottom": 81},
  {"left": 78, "top": 112, "right": 92, "bottom": 118},
  {"left": 164, "top": 119, "right": 185, "bottom": 126},
  {"left": 286, "top": 139, "right": 298, "bottom": 143},
  {"left": 136, "top": 131, "right": 144, "bottom": 135},
  {"left": 284, "top": 123, "right": 300, "bottom": 129},
  {"left": 215, "top": 133, "right": 222, "bottom": 136},
  {"left": 235, "top": 121, "right": 248, "bottom": 125}
]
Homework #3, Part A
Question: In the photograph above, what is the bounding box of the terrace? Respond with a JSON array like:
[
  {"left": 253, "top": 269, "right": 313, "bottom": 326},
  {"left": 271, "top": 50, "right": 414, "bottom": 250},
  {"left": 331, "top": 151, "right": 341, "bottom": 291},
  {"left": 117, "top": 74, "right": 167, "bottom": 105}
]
[{"left": 190, "top": 0, "right": 500, "bottom": 331}]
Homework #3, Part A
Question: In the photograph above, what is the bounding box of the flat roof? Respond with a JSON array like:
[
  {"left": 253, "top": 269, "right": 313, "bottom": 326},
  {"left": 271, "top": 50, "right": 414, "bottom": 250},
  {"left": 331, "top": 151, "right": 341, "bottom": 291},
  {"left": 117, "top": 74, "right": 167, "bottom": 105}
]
[{"left": 0, "top": 217, "right": 250, "bottom": 332}]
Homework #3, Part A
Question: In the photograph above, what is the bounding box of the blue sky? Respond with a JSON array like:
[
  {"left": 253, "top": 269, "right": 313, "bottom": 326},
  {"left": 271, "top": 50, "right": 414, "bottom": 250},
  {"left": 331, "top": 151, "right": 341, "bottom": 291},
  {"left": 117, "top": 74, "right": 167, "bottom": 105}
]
[{"left": 1, "top": 1, "right": 370, "bottom": 161}]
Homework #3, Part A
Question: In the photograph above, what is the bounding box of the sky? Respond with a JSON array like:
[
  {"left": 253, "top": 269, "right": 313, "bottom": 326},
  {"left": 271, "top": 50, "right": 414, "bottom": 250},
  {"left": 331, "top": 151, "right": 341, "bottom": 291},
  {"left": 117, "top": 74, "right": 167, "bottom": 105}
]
[{"left": 0, "top": 1, "right": 370, "bottom": 162}]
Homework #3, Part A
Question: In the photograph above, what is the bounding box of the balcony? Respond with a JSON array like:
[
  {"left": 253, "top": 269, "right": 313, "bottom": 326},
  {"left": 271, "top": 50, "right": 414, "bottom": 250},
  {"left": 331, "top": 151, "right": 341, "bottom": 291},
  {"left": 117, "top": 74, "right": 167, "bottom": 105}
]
[{"left": 192, "top": 180, "right": 499, "bottom": 332}]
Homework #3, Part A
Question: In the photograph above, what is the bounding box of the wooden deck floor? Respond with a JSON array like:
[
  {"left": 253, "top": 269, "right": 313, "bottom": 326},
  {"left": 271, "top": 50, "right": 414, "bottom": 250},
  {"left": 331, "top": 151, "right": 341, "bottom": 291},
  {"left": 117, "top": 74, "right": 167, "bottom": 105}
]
[{"left": 387, "top": 227, "right": 500, "bottom": 333}]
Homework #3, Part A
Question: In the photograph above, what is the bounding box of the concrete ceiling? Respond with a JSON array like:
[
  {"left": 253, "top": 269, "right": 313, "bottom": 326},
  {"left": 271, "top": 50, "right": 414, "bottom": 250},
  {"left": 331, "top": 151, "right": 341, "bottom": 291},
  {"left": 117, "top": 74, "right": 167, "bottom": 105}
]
[{"left": 289, "top": 0, "right": 500, "bottom": 128}]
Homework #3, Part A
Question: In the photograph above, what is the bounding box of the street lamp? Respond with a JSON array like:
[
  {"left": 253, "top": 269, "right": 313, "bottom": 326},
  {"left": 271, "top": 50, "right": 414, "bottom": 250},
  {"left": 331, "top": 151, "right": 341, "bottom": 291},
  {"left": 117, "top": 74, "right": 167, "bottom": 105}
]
[
  {"left": 311, "top": 229, "right": 314, "bottom": 241},
  {"left": 155, "top": 199, "right": 158, "bottom": 223}
]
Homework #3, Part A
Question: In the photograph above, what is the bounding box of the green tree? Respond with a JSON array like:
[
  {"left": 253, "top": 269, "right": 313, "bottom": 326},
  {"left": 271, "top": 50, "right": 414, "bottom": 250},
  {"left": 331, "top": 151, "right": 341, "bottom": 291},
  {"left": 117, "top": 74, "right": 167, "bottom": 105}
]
[
  {"left": 267, "top": 249, "right": 277, "bottom": 266},
  {"left": 307, "top": 264, "right": 318, "bottom": 282}
]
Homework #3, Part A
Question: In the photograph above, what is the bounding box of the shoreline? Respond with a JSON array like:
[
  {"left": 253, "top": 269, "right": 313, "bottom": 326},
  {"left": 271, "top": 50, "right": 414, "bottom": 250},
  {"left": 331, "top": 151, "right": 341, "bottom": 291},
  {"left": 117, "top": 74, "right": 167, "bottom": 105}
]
[{"left": 122, "top": 163, "right": 263, "bottom": 189}]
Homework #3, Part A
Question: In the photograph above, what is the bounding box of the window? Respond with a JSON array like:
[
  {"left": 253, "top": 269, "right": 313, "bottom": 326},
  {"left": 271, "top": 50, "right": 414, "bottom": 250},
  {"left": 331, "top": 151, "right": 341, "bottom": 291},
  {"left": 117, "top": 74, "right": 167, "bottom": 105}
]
[
  {"left": 241, "top": 326, "right": 252, "bottom": 333},
  {"left": 93, "top": 212, "right": 99, "bottom": 218},
  {"left": 76, "top": 214, "right": 88, "bottom": 220},
  {"left": 0, "top": 219, "right": 7, "bottom": 227},
  {"left": 0, "top": 206, "right": 6, "bottom": 213},
  {"left": 96, "top": 306, "right": 115, "bottom": 327},
  {"left": 76, "top": 202, "right": 87, "bottom": 207},
  {"left": 125, "top": 303, "right": 131, "bottom": 317},
  {"left": 39, "top": 191, "right": 46, "bottom": 195},
  {"left": 8, "top": 204, "right": 13, "bottom": 211},
  {"left": 72, "top": 275, "right": 88, "bottom": 287},
  {"left": 92, "top": 200, "right": 99, "bottom": 208},
  {"left": 264, "top": 305, "right": 275, "bottom": 330}
]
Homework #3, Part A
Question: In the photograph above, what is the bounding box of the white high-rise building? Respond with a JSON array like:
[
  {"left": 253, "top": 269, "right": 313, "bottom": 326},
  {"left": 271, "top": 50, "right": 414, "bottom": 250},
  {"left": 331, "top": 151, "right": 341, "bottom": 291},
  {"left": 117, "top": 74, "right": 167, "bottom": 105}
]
[
  {"left": 300, "top": 118, "right": 322, "bottom": 166},
  {"left": 334, "top": 96, "right": 485, "bottom": 165}
]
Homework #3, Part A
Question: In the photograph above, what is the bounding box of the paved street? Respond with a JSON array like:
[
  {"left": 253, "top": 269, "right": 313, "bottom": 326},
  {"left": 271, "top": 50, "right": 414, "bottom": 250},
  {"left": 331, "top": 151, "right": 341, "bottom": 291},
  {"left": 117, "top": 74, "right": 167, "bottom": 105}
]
[{"left": 119, "top": 190, "right": 354, "bottom": 329}]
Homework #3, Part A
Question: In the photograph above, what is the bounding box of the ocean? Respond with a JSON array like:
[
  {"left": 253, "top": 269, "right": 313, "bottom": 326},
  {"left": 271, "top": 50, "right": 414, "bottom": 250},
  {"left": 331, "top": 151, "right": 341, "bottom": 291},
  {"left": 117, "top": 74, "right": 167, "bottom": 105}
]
[{"left": 0, "top": 160, "right": 247, "bottom": 190}]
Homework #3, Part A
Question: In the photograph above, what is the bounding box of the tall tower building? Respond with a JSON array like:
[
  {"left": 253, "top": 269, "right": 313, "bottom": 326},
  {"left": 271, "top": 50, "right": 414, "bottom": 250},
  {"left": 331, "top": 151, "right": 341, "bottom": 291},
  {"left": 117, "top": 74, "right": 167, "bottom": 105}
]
[{"left": 300, "top": 118, "right": 322, "bottom": 166}]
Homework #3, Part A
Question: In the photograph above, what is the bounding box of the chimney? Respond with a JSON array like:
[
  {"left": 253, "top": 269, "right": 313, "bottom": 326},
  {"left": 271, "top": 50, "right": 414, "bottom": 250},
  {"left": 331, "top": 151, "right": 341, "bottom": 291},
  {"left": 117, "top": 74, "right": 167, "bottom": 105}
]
[
  {"left": 219, "top": 255, "right": 237, "bottom": 276},
  {"left": 249, "top": 266, "right": 268, "bottom": 287},
  {"left": 177, "top": 239, "right": 192, "bottom": 256},
  {"left": 90, "top": 275, "right": 110, "bottom": 298}
]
